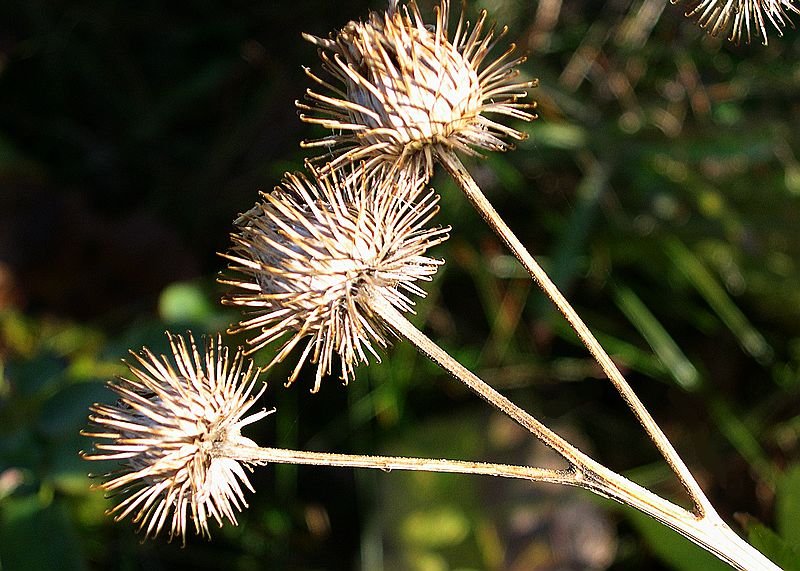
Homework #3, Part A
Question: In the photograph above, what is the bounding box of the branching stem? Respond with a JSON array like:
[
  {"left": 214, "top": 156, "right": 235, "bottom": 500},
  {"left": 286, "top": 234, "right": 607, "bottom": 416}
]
[
  {"left": 366, "top": 288, "right": 780, "bottom": 571},
  {"left": 437, "top": 149, "right": 714, "bottom": 516}
]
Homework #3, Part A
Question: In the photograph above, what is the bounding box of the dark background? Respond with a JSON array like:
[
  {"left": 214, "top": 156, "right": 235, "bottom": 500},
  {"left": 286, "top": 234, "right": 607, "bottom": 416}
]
[{"left": 1, "top": 0, "right": 799, "bottom": 569}]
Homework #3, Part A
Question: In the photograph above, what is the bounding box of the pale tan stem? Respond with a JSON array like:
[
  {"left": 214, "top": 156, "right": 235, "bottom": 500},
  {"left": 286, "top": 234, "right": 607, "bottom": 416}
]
[
  {"left": 437, "top": 150, "right": 713, "bottom": 517},
  {"left": 367, "top": 288, "right": 588, "bottom": 466},
  {"left": 366, "top": 290, "right": 780, "bottom": 571},
  {"left": 215, "top": 442, "right": 577, "bottom": 485}
]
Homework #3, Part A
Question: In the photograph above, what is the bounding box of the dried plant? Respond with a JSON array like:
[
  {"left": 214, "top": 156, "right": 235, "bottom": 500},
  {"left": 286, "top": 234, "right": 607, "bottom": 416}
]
[
  {"left": 220, "top": 165, "right": 448, "bottom": 391},
  {"left": 81, "top": 327, "right": 779, "bottom": 568},
  {"left": 87, "top": 246, "right": 777, "bottom": 560},
  {"left": 213, "top": 157, "right": 777, "bottom": 569},
  {"left": 297, "top": 0, "right": 720, "bottom": 529},
  {"left": 674, "top": 0, "right": 799, "bottom": 45},
  {"left": 80, "top": 333, "right": 271, "bottom": 542},
  {"left": 78, "top": 1, "right": 791, "bottom": 568},
  {"left": 298, "top": 0, "right": 536, "bottom": 178}
]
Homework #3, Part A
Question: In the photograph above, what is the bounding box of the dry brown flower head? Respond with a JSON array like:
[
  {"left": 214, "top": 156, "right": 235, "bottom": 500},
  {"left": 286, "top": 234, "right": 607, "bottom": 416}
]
[
  {"left": 298, "top": 0, "right": 537, "bottom": 178},
  {"left": 81, "top": 333, "right": 269, "bottom": 542},
  {"left": 675, "top": 0, "right": 798, "bottom": 44},
  {"left": 220, "top": 166, "right": 449, "bottom": 392}
]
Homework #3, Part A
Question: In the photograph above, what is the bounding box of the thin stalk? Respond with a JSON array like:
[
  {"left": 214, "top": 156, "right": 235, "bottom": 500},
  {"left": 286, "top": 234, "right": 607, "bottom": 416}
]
[
  {"left": 437, "top": 149, "right": 713, "bottom": 517},
  {"left": 366, "top": 289, "right": 780, "bottom": 571},
  {"left": 214, "top": 442, "right": 577, "bottom": 485}
]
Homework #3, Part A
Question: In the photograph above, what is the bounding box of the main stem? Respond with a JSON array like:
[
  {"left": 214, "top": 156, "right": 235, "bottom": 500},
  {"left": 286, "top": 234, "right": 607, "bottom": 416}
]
[
  {"left": 438, "top": 150, "right": 713, "bottom": 517},
  {"left": 366, "top": 290, "right": 780, "bottom": 571}
]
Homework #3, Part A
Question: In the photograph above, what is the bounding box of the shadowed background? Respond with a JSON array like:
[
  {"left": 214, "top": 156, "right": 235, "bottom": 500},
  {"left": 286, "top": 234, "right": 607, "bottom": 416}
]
[{"left": 1, "top": 0, "right": 799, "bottom": 569}]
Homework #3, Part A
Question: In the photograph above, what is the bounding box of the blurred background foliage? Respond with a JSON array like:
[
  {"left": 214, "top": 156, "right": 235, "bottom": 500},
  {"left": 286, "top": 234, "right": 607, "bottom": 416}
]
[{"left": 1, "top": 0, "right": 799, "bottom": 569}]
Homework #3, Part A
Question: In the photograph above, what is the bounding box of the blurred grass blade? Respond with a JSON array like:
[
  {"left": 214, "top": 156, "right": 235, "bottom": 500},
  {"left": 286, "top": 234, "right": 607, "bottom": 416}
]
[
  {"left": 665, "top": 238, "right": 774, "bottom": 365},
  {"left": 708, "top": 398, "right": 775, "bottom": 486},
  {"left": 549, "top": 159, "right": 607, "bottom": 292},
  {"left": 612, "top": 284, "right": 774, "bottom": 484},
  {"left": 614, "top": 283, "right": 701, "bottom": 392}
]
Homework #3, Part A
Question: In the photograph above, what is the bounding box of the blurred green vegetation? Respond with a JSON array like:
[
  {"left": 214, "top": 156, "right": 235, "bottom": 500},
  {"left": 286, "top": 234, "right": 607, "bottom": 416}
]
[{"left": 1, "top": 0, "right": 799, "bottom": 569}]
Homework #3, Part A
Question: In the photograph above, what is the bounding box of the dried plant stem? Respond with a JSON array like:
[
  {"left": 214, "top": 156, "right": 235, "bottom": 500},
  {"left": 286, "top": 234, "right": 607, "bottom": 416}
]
[
  {"left": 366, "top": 289, "right": 780, "bottom": 571},
  {"left": 215, "top": 442, "right": 576, "bottom": 484},
  {"left": 437, "top": 150, "right": 713, "bottom": 516}
]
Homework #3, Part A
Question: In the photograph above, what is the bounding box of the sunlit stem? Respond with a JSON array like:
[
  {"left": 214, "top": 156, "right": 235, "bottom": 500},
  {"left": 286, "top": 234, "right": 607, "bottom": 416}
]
[
  {"left": 215, "top": 442, "right": 577, "bottom": 485},
  {"left": 437, "top": 149, "right": 714, "bottom": 517},
  {"left": 366, "top": 289, "right": 780, "bottom": 571}
]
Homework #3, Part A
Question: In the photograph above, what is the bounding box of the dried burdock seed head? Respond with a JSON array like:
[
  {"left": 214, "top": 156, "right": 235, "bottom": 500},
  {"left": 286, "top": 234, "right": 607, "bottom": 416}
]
[
  {"left": 675, "top": 0, "right": 798, "bottom": 45},
  {"left": 298, "top": 0, "right": 537, "bottom": 178},
  {"left": 220, "top": 165, "right": 449, "bottom": 392},
  {"left": 81, "top": 332, "right": 270, "bottom": 542}
]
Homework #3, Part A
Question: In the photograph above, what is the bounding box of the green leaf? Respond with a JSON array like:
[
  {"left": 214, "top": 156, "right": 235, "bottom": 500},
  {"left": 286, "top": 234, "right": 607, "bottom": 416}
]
[
  {"left": 625, "top": 508, "right": 732, "bottom": 571},
  {"left": 0, "top": 495, "right": 87, "bottom": 571},
  {"left": 747, "top": 523, "right": 800, "bottom": 571},
  {"left": 158, "top": 281, "right": 214, "bottom": 324},
  {"left": 777, "top": 464, "right": 800, "bottom": 550},
  {"left": 4, "top": 352, "right": 63, "bottom": 399},
  {"left": 400, "top": 506, "right": 471, "bottom": 549},
  {"left": 525, "top": 122, "right": 587, "bottom": 150}
]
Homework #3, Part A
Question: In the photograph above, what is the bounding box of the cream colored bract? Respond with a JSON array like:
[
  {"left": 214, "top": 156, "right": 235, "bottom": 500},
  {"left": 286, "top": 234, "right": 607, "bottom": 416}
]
[
  {"left": 82, "top": 334, "right": 268, "bottom": 542},
  {"left": 299, "top": 0, "right": 536, "bottom": 177},
  {"left": 221, "top": 166, "right": 449, "bottom": 392},
  {"left": 676, "top": 0, "right": 799, "bottom": 44}
]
